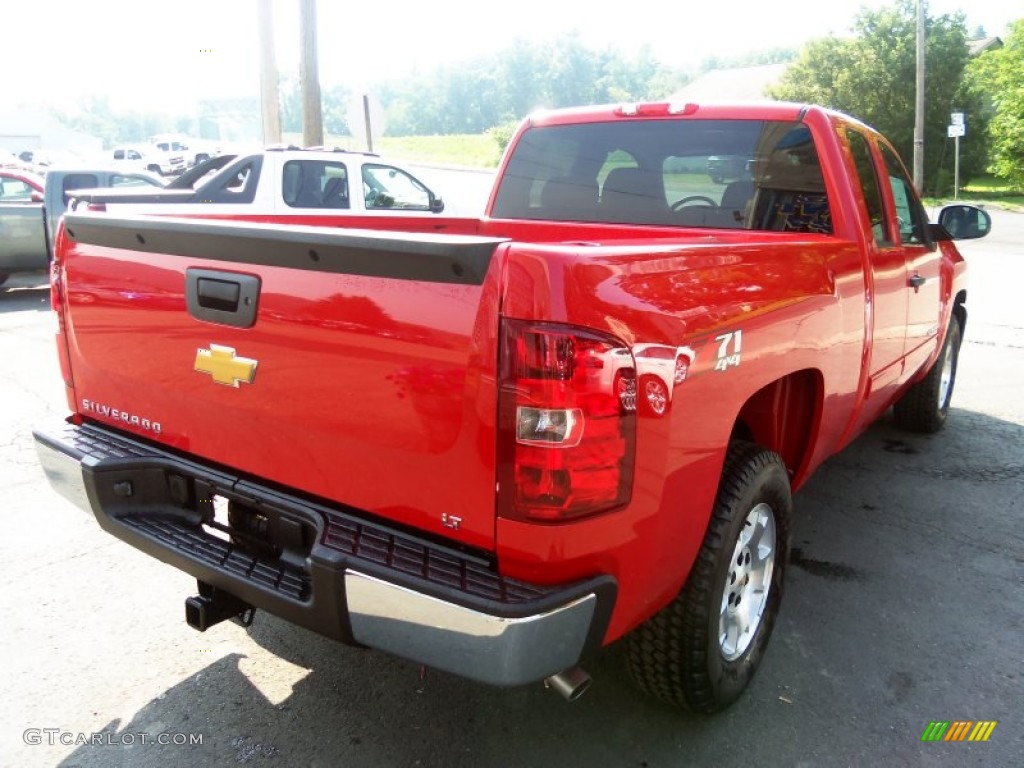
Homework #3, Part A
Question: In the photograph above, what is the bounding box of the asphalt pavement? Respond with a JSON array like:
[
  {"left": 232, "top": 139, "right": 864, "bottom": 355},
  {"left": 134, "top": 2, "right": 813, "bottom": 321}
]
[{"left": 0, "top": 206, "right": 1020, "bottom": 767}]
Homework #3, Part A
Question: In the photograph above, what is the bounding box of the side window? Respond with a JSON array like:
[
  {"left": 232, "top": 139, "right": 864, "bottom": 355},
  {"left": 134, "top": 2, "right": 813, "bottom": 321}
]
[
  {"left": 361, "top": 164, "right": 430, "bottom": 210},
  {"left": 111, "top": 174, "right": 156, "bottom": 188},
  {"left": 845, "top": 129, "right": 889, "bottom": 246},
  {"left": 0, "top": 179, "right": 34, "bottom": 201},
  {"left": 127, "top": 150, "right": 142, "bottom": 161},
  {"left": 201, "top": 156, "right": 263, "bottom": 204},
  {"left": 282, "top": 160, "right": 349, "bottom": 209},
  {"left": 113, "top": 149, "right": 125, "bottom": 160},
  {"left": 226, "top": 167, "right": 251, "bottom": 191},
  {"left": 880, "top": 144, "right": 926, "bottom": 245}
]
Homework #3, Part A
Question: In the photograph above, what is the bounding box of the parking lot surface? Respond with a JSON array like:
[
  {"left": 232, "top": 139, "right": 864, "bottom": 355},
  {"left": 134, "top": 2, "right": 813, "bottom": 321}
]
[{"left": 1, "top": 209, "right": 1021, "bottom": 767}]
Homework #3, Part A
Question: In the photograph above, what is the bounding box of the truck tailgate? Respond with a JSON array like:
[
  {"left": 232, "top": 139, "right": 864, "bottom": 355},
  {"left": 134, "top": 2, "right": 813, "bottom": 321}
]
[{"left": 59, "top": 213, "right": 507, "bottom": 550}]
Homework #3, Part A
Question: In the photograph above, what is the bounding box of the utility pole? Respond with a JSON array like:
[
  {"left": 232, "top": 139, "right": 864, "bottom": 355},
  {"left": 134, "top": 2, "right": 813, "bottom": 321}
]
[
  {"left": 299, "top": 0, "right": 323, "bottom": 147},
  {"left": 257, "top": 0, "right": 281, "bottom": 145},
  {"left": 913, "top": 0, "right": 925, "bottom": 192}
]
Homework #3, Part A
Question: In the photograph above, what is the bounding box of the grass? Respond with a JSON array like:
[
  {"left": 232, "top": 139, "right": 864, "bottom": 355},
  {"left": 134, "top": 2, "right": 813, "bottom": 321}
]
[
  {"left": 280, "top": 132, "right": 502, "bottom": 168},
  {"left": 925, "top": 174, "right": 1024, "bottom": 211}
]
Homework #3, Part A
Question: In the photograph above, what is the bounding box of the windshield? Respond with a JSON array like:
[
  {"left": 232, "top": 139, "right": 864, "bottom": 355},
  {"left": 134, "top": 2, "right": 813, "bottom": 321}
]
[{"left": 492, "top": 119, "right": 831, "bottom": 234}]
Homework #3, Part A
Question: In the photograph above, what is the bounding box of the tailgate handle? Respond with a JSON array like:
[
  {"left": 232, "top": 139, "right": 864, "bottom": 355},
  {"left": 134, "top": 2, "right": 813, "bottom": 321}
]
[{"left": 186, "top": 268, "right": 260, "bottom": 328}]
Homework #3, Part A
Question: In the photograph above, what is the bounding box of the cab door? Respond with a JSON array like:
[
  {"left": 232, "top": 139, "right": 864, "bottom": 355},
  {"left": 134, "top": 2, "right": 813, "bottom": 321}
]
[
  {"left": 844, "top": 128, "right": 907, "bottom": 390},
  {"left": 877, "top": 142, "right": 942, "bottom": 374}
]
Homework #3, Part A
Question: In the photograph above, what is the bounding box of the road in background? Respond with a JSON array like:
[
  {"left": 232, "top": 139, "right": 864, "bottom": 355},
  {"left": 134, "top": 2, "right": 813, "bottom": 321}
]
[
  {"left": 410, "top": 164, "right": 496, "bottom": 217},
  {"left": 0, "top": 209, "right": 1020, "bottom": 767}
]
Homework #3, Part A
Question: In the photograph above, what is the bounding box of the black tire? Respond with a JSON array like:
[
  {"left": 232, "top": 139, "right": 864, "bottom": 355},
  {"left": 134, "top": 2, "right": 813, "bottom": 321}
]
[
  {"left": 893, "top": 317, "right": 961, "bottom": 433},
  {"left": 627, "top": 441, "right": 792, "bottom": 712}
]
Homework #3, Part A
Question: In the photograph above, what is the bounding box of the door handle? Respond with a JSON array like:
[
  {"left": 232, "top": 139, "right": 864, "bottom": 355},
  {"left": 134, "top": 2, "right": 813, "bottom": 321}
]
[{"left": 186, "top": 268, "right": 260, "bottom": 328}]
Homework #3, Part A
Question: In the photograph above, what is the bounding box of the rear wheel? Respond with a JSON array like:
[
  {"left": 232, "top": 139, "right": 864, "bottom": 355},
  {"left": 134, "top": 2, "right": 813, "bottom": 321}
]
[
  {"left": 893, "top": 317, "right": 961, "bottom": 433},
  {"left": 627, "top": 442, "right": 792, "bottom": 712}
]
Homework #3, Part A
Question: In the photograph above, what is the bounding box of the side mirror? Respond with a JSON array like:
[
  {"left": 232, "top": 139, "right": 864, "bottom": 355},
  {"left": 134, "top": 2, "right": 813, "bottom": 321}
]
[
  {"left": 30, "top": 191, "right": 43, "bottom": 203},
  {"left": 430, "top": 195, "right": 445, "bottom": 214},
  {"left": 935, "top": 204, "right": 991, "bottom": 240}
]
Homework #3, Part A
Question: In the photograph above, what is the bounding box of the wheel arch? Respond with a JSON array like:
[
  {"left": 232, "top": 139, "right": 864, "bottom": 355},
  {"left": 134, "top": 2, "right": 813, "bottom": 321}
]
[{"left": 729, "top": 369, "right": 824, "bottom": 488}]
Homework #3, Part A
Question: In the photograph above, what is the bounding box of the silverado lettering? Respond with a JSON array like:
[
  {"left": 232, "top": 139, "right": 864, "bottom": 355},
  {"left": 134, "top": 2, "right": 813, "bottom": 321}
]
[
  {"left": 35, "top": 101, "right": 991, "bottom": 712},
  {"left": 80, "top": 399, "right": 162, "bottom": 434}
]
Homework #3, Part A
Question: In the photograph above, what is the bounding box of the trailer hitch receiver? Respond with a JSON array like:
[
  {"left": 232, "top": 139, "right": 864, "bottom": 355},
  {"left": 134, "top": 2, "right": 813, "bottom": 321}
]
[{"left": 185, "top": 581, "right": 255, "bottom": 631}]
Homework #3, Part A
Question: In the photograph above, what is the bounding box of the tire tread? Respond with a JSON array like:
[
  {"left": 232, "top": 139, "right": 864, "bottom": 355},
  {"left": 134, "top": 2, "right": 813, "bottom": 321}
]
[
  {"left": 627, "top": 441, "right": 790, "bottom": 712},
  {"left": 894, "top": 319, "right": 962, "bottom": 433}
]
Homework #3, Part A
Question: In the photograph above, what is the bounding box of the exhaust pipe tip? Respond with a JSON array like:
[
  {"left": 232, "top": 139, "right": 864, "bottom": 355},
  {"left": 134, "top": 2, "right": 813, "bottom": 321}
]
[{"left": 544, "top": 667, "right": 591, "bottom": 702}]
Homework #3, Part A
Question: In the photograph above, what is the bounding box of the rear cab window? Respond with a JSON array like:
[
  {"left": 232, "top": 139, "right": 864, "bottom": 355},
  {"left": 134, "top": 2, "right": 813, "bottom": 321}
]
[
  {"left": 491, "top": 118, "right": 832, "bottom": 234},
  {"left": 110, "top": 174, "right": 160, "bottom": 188},
  {"left": 61, "top": 174, "right": 100, "bottom": 205}
]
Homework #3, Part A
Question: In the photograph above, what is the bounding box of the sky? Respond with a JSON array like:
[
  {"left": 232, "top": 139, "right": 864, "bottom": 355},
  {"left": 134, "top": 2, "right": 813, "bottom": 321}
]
[{"left": 4, "top": 0, "right": 1018, "bottom": 115}]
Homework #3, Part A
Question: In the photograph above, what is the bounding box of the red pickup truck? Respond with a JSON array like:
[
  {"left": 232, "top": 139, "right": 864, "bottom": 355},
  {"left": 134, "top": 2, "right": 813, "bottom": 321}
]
[{"left": 34, "top": 102, "right": 990, "bottom": 712}]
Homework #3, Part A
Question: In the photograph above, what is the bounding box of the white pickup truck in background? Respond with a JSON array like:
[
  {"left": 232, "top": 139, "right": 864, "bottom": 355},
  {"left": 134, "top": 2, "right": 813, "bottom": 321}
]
[
  {"left": 111, "top": 144, "right": 186, "bottom": 176},
  {"left": 151, "top": 134, "right": 219, "bottom": 168},
  {"left": 72, "top": 148, "right": 446, "bottom": 217}
]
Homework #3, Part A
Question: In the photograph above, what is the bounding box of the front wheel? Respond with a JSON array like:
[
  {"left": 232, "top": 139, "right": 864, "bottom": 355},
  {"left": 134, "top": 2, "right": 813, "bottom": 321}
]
[
  {"left": 893, "top": 317, "right": 962, "bottom": 433},
  {"left": 627, "top": 442, "right": 792, "bottom": 712}
]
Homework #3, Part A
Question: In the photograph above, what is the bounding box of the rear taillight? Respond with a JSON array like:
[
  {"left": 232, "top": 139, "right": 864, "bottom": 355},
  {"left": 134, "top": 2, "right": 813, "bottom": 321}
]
[
  {"left": 498, "top": 320, "right": 636, "bottom": 523},
  {"left": 50, "top": 223, "right": 75, "bottom": 400},
  {"left": 50, "top": 224, "right": 66, "bottom": 314}
]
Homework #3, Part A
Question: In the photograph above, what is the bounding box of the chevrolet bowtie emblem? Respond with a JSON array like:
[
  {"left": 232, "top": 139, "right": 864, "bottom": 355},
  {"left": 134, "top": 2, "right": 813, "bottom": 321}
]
[{"left": 194, "top": 345, "right": 258, "bottom": 387}]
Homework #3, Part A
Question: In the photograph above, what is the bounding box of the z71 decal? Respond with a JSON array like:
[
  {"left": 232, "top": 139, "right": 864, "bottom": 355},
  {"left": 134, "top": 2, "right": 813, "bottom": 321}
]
[{"left": 714, "top": 330, "right": 743, "bottom": 372}]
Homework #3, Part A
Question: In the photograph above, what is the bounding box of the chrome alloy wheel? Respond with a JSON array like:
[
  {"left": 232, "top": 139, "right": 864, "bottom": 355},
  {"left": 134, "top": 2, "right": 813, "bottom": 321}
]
[
  {"left": 719, "top": 502, "right": 776, "bottom": 661},
  {"left": 938, "top": 335, "right": 955, "bottom": 409},
  {"left": 644, "top": 378, "right": 668, "bottom": 415}
]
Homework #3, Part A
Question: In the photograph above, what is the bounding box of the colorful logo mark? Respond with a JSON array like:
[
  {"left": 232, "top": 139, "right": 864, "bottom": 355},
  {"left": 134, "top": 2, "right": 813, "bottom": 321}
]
[{"left": 921, "top": 721, "right": 997, "bottom": 742}]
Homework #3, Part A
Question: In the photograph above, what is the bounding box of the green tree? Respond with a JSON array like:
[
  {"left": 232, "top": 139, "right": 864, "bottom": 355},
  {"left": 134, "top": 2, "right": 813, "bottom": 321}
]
[
  {"left": 52, "top": 95, "right": 182, "bottom": 148},
  {"left": 967, "top": 19, "right": 1024, "bottom": 187},
  {"left": 278, "top": 76, "right": 302, "bottom": 134},
  {"left": 699, "top": 46, "right": 798, "bottom": 73},
  {"left": 769, "top": 0, "right": 986, "bottom": 195},
  {"left": 378, "top": 36, "right": 686, "bottom": 136}
]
